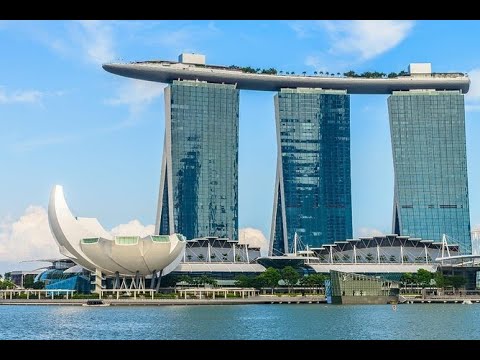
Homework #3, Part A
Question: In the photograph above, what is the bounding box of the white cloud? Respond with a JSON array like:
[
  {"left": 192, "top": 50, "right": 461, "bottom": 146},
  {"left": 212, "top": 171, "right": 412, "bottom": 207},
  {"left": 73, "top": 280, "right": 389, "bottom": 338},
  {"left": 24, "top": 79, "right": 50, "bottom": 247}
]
[
  {"left": 76, "top": 20, "right": 115, "bottom": 65},
  {"left": 110, "top": 220, "right": 155, "bottom": 238},
  {"left": 0, "top": 206, "right": 157, "bottom": 273},
  {"left": 239, "top": 228, "right": 269, "bottom": 256},
  {"left": 105, "top": 78, "right": 165, "bottom": 123},
  {"left": 11, "top": 134, "right": 75, "bottom": 153},
  {"left": 0, "top": 87, "right": 44, "bottom": 105},
  {"left": 289, "top": 21, "right": 314, "bottom": 38},
  {"left": 322, "top": 20, "right": 414, "bottom": 61},
  {"left": 356, "top": 227, "right": 385, "bottom": 238},
  {"left": 0, "top": 206, "right": 62, "bottom": 263},
  {"left": 298, "top": 21, "right": 414, "bottom": 73},
  {"left": 155, "top": 22, "right": 220, "bottom": 54},
  {"left": 466, "top": 68, "right": 480, "bottom": 112}
]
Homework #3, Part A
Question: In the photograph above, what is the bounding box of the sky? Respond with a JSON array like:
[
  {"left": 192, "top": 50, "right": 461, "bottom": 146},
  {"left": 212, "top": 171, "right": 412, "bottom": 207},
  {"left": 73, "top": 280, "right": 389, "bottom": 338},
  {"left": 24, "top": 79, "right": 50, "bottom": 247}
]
[{"left": 1, "top": 20, "right": 480, "bottom": 274}]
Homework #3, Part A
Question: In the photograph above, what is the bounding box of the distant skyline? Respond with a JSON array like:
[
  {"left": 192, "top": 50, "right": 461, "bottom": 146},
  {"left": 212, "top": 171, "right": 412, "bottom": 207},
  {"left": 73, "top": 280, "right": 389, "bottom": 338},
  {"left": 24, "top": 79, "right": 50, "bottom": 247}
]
[{"left": 1, "top": 20, "right": 479, "bottom": 274}]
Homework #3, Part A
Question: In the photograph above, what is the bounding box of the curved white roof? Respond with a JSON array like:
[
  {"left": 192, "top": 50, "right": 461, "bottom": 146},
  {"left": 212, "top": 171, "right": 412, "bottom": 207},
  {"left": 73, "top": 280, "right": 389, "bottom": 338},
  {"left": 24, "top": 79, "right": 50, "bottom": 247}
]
[{"left": 47, "top": 185, "right": 185, "bottom": 276}]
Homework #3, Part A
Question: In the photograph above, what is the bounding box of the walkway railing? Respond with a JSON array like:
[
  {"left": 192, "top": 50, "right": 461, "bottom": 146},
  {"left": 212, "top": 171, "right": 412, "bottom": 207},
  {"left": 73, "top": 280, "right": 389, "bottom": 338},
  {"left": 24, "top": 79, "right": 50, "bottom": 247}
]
[{"left": 0, "top": 289, "right": 76, "bottom": 300}]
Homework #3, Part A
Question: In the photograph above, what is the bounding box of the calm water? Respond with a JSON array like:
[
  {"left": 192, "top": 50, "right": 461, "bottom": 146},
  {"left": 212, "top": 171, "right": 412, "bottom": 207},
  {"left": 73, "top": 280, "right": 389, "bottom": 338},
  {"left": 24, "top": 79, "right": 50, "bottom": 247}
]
[{"left": 0, "top": 304, "right": 478, "bottom": 340}]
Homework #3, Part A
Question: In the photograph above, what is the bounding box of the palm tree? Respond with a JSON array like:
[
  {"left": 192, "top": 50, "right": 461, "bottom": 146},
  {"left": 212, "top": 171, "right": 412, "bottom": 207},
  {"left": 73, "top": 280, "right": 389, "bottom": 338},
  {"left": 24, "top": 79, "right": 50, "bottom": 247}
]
[
  {"left": 279, "top": 70, "right": 283, "bottom": 75},
  {"left": 286, "top": 71, "right": 290, "bottom": 75},
  {"left": 337, "top": 72, "right": 341, "bottom": 76},
  {"left": 302, "top": 71, "right": 307, "bottom": 76},
  {"left": 314, "top": 71, "right": 318, "bottom": 76},
  {"left": 319, "top": 71, "right": 324, "bottom": 75},
  {"left": 291, "top": 71, "right": 295, "bottom": 75},
  {"left": 325, "top": 71, "right": 329, "bottom": 76}
]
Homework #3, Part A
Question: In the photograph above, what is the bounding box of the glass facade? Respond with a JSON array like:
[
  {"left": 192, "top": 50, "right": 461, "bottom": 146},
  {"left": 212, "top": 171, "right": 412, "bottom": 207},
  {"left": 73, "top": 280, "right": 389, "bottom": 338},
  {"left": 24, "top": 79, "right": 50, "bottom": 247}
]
[
  {"left": 389, "top": 90, "right": 471, "bottom": 253},
  {"left": 156, "top": 80, "right": 239, "bottom": 241},
  {"left": 271, "top": 88, "right": 352, "bottom": 254}
]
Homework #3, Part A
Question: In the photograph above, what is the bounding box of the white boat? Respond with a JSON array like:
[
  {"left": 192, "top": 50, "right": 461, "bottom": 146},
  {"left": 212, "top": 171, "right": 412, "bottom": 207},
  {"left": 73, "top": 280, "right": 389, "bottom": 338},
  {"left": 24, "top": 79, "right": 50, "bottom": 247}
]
[{"left": 462, "top": 300, "right": 473, "bottom": 305}]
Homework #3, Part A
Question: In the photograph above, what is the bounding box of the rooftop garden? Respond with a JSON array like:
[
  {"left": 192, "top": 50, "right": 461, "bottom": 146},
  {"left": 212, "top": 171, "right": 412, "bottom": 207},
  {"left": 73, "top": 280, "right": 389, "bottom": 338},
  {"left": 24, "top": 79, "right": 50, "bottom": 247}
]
[{"left": 227, "top": 65, "right": 411, "bottom": 78}]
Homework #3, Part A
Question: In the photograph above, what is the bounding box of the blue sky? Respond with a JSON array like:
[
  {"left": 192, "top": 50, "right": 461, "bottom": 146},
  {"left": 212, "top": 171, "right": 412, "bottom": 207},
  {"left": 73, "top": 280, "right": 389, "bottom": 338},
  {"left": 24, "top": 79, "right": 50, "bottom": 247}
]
[{"left": 1, "top": 20, "right": 479, "bottom": 273}]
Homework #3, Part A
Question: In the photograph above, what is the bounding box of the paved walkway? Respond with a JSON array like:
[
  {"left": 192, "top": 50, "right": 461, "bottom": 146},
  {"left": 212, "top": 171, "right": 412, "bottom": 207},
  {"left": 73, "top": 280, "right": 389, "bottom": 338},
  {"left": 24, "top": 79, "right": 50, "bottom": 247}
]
[{"left": 0, "top": 296, "right": 326, "bottom": 306}]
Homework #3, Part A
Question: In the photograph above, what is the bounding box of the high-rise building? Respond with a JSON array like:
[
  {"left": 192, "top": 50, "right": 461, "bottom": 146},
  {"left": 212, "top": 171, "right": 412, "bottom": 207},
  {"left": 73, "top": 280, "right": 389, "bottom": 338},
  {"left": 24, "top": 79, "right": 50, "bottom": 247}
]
[
  {"left": 472, "top": 230, "right": 480, "bottom": 256},
  {"left": 155, "top": 80, "right": 239, "bottom": 240},
  {"left": 270, "top": 88, "right": 352, "bottom": 255},
  {"left": 389, "top": 90, "right": 472, "bottom": 253}
]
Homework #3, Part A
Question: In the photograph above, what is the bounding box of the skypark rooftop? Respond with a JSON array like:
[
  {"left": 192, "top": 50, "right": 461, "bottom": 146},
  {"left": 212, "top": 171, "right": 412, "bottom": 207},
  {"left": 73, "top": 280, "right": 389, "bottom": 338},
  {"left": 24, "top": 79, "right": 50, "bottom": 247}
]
[{"left": 102, "top": 55, "right": 470, "bottom": 94}]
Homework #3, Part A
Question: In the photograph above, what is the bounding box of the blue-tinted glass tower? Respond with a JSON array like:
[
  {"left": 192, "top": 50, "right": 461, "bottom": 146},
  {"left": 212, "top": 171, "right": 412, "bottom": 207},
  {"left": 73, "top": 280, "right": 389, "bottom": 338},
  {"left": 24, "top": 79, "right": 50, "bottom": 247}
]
[
  {"left": 389, "top": 90, "right": 471, "bottom": 253},
  {"left": 270, "top": 88, "right": 352, "bottom": 255},
  {"left": 155, "top": 80, "right": 239, "bottom": 241}
]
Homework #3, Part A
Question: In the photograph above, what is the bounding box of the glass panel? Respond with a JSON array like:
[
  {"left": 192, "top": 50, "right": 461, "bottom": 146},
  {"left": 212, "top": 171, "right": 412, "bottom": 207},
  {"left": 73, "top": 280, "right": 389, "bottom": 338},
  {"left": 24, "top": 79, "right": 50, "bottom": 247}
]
[
  {"left": 115, "top": 236, "right": 139, "bottom": 245},
  {"left": 388, "top": 91, "right": 471, "bottom": 254},
  {"left": 151, "top": 235, "right": 170, "bottom": 243}
]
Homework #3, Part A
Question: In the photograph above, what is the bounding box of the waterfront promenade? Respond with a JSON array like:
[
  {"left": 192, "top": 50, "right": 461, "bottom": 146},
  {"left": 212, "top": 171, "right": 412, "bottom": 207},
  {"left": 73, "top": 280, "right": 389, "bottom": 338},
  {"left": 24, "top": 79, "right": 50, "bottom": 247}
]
[{"left": 0, "top": 295, "right": 326, "bottom": 306}]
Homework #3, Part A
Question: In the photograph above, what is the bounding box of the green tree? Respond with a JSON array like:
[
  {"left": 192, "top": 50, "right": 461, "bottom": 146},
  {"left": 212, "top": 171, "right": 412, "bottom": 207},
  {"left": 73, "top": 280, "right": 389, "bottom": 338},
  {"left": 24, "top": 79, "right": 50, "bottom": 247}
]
[
  {"left": 179, "top": 275, "right": 193, "bottom": 286},
  {"left": 313, "top": 71, "right": 317, "bottom": 76},
  {"left": 343, "top": 70, "right": 357, "bottom": 77},
  {"left": 198, "top": 275, "right": 217, "bottom": 287},
  {"left": 302, "top": 71, "right": 307, "bottom": 76},
  {"left": 365, "top": 253, "right": 374, "bottom": 263},
  {"left": 160, "top": 275, "right": 178, "bottom": 288},
  {"left": 300, "top": 274, "right": 325, "bottom": 289},
  {"left": 261, "top": 267, "right": 281, "bottom": 294},
  {"left": 234, "top": 275, "right": 253, "bottom": 288},
  {"left": 449, "top": 275, "right": 466, "bottom": 292},
  {"left": 281, "top": 266, "right": 300, "bottom": 293},
  {"left": 23, "top": 274, "right": 36, "bottom": 289},
  {"left": 379, "top": 255, "right": 387, "bottom": 263},
  {"left": 31, "top": 281, "right": 44, "bottom": 290},
  {"left": 197, "top": 254, "right": 205, "bottom": 261},
  {"left": 415, "top": 269, "right": 434, "bottom": 288},
  {"left": 0, "top": 279, "right": 16, "bottom": 290},
  {"left": 389, "top": 255, "right": 397, "bottom": 262},
  {"left": 252, "top": 275, "right": 267, "bottom": 289},
  {"left": 434, "top": 272, "right": 447, "bottom": 288}
]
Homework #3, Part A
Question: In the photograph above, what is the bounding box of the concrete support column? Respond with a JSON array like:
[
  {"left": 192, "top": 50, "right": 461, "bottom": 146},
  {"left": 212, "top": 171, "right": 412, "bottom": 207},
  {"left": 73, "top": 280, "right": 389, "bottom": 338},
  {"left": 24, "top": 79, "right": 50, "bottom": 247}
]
[
  {"left": 93, "top": 268, "right": 103, "bottom": 295},
  {"left": 150, "top": 270, "right": 157, "bottom": 290},
  {"left": 134, "top": 271, "right": 140, "bottom": 289},
  {"left": 113, "top": 271, "right": 120, "bottom": 289},
  {"left": 155, "top": 270, "right": 163, "bottom": 293}
]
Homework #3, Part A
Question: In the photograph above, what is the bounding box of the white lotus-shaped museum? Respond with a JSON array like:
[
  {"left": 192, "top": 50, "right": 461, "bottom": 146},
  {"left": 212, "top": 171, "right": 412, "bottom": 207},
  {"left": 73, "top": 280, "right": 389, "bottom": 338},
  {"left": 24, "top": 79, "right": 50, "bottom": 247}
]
[{"left": 48, "top": 185, "right": 186, "bottom": 276}]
